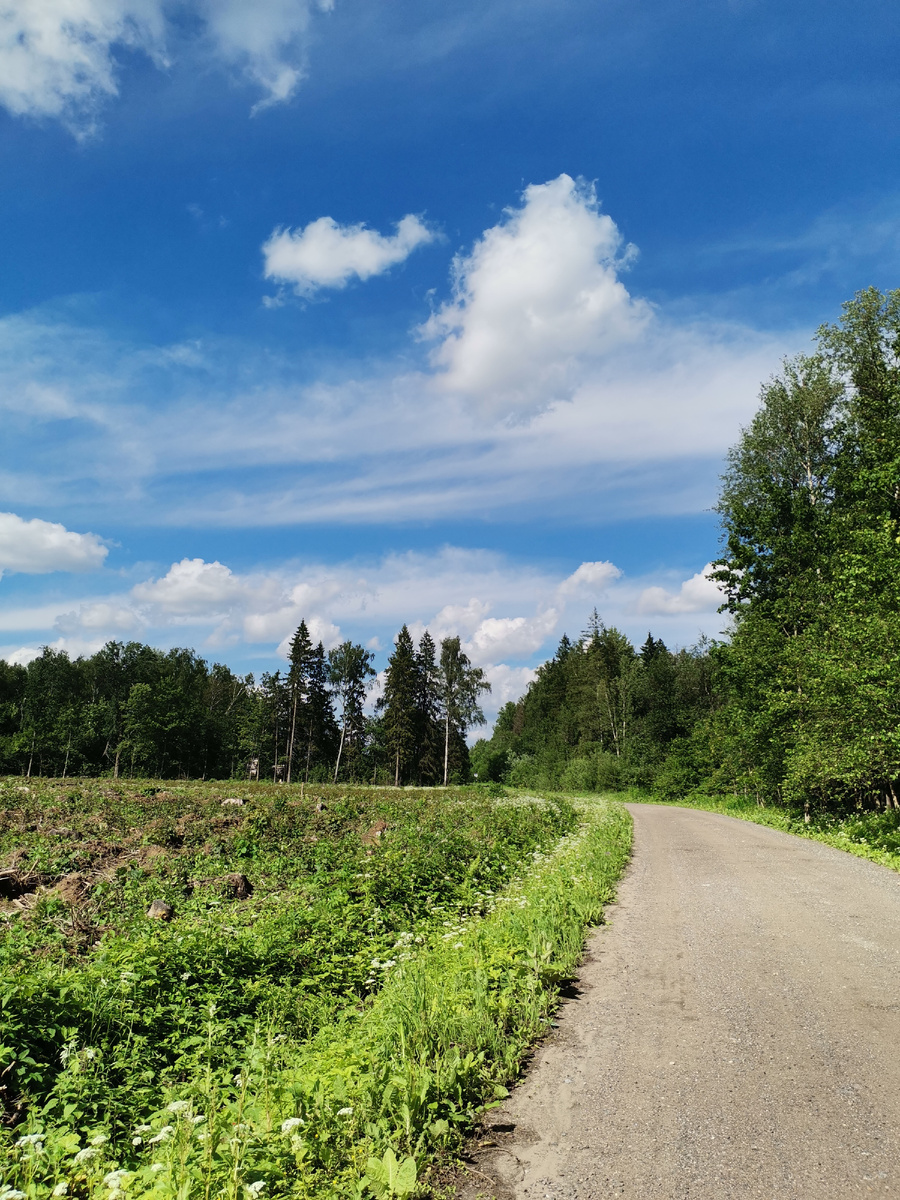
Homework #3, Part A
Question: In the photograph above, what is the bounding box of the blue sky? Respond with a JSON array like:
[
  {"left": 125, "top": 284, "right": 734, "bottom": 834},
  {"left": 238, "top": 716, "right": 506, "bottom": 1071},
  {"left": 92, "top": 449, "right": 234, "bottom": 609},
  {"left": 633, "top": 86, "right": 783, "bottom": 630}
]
[{"left": 1, "top": 0, "right": 898, "bottom": 719}]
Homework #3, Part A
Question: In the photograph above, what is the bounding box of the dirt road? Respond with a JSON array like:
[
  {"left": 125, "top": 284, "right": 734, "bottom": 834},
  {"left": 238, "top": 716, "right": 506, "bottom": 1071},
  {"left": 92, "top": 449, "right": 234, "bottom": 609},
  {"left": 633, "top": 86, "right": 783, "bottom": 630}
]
[{"left": 467, "top": 804, "right": 900, "bottom": 1199}]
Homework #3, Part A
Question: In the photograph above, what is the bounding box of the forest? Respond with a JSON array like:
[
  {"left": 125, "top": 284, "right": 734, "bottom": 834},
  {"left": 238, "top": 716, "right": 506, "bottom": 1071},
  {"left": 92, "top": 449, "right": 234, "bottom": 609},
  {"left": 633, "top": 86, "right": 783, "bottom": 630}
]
[
  {"left": 3, "top": 287, "right": 900, "bottom": 816},
  {"left": 0, "top": 625, "right": 488, "bottom": 787},
  {"left": 475, "top": 288, "right": 900, "bottom": 816}
]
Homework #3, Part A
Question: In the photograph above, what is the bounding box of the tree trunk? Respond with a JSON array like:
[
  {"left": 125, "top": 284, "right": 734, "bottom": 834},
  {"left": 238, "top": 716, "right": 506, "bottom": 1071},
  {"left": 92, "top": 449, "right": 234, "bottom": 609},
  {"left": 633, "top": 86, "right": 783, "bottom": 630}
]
[
  {"left": 287, "top": 690, "right": 298, "bottom": 784},
  {"left": 333, "top": 723, "right": 346, "bottom": 784},
  {"left": 26, "top": 733, "right": 35, "bottom": 778},
  {"left": 443, "top": 711, "right": 450, "bottom": 786},
  {"left": 113, "top": 746, "right": 121, "bottom": 780},
  {"left": 62, "top": 738, "right": 71, "bottom": 780}
]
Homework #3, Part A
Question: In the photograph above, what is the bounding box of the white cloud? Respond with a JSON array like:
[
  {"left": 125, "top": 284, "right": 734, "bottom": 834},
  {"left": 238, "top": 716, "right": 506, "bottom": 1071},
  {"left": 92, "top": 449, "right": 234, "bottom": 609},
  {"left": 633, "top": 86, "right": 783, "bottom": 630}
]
[
  {"left": 419, "top": 174, "right": 651, "bottom": 417},
  {"left": 263, "top": 213, "right": 435, "bottom": 295},
  {"left": 556, "top": 560, "right": 622, "bottom": 597},
  {"left": 55, "top": 602, "right": 143, "bottom": 635},
  {"left": 0, "top": 0, "right": 333, "bottom": 127},
  {"left": 0, "top": 512, "right": 107, "bottom": 577},
  {"left": 131, "top": 557, "right": 242, "bottom": 614},
  {"left": 637, "top": 564, "right": 723, "bottom": 615}
]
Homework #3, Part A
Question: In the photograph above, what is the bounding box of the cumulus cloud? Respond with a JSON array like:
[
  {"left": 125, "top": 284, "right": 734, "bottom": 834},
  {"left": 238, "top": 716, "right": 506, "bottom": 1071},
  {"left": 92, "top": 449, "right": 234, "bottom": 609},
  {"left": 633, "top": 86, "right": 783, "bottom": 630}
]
[
  {"left": 0, "top": 512, "right": 107, "bottom": 577},
  {"left": 55, "top": 602, "right": 144, "bottom": 636},
  {"left": 131, "top": 557, "right": 243, "bottom": 614},
  {"left": 419, "top": 174, "right": 650, "bottom": 417},
  {"left": 637, "top": 564, "right": 723, "bottom": 615},
  {"left": 263, "top": 213, "right": 435, "bottom": 295},
  {"left": 0, "top": 0, "right": 332, "bottom": 127},
  {"left": 556, "top": 560, "right": 622, "bottom": 597}
]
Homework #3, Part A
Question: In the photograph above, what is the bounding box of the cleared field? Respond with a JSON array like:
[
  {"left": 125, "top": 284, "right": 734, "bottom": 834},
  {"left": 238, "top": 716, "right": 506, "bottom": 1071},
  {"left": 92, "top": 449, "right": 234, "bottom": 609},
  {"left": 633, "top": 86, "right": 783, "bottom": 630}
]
[{"left": 0, "top": 780, "right": 630, "bottom": 1198}]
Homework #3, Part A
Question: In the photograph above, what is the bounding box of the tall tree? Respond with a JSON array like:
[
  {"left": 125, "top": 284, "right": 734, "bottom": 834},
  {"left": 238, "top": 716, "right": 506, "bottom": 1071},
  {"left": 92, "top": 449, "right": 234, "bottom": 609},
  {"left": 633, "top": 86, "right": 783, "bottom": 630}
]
[
  {"left": 414, "top": 631, "right": 443, "bottom": 784},
  {"left": 378, "top": 625, "right": 419, "bottom": 785},
  {"left": 285, "top": 621, "right": 314, "bottom": 783},
  {"left": 328, "top": 641, "right": 375, "bottom": 783},
  {"left": 437, "top": 636, "right": 490, "bottom": 785}
]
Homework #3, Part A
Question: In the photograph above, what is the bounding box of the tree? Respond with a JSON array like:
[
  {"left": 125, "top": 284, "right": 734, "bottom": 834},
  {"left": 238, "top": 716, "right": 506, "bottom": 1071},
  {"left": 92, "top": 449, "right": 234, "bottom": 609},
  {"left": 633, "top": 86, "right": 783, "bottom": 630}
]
[
  {"left": 328, "top": 641, "right": 375, "bottom": 783},
  {"left": 414, "top": 631, "right": 443, "bottom": 784},
  {"left": 378, "top": 626, "right": 419, "bottom": 785},
  {"left": 437, "top": 637, "right": 490, "bottom": 785},
  {"left": 285, "top": 622, "right": 314, "bottom": 783}
]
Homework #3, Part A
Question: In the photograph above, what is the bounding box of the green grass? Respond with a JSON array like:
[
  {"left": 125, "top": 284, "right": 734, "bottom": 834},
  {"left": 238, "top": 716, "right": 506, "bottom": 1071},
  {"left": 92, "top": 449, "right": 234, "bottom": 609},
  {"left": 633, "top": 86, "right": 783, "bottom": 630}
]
[
  {"left": 627, "top": 788, "right": 900, "bottom": 874},
  {"left": 0, "top": 782, "right": 631, "bottom": 1198}
]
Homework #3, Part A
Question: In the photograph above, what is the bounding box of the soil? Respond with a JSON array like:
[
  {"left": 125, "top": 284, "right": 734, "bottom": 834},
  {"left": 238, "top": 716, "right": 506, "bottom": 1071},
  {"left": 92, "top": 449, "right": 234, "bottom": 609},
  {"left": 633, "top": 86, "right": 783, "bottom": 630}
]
[{"left": 449, "top": 804, "right": 900, "bottom": 1199}]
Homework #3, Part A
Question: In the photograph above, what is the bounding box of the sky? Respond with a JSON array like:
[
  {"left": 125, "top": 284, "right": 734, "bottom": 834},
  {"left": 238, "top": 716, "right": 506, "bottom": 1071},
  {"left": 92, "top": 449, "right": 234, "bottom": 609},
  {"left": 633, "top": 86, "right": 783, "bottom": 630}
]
[{"left": 1, "top": 0, "right": 898, "bottom": 723}]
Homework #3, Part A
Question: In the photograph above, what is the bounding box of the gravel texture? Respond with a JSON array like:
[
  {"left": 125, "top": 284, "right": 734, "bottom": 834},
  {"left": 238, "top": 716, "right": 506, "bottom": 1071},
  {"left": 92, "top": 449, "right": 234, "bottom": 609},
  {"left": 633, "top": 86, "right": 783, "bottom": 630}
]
[{"left": 465, "top": 803, "right": 900, "bottom": 1199}]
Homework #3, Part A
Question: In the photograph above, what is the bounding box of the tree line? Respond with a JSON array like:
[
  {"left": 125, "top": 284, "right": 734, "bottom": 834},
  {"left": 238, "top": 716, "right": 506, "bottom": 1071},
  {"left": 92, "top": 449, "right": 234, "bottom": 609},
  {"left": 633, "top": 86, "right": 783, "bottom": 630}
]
[
  {"left": 0, "top": 623, "right": 489, "bottom": 784},
  {"left": 475, "top": 288, "right": 900, "bottom": 816}
]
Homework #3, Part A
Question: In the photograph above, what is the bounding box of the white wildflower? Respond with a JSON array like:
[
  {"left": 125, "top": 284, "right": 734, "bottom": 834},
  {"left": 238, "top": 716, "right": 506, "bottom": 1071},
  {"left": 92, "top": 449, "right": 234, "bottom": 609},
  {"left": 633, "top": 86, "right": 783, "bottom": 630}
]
[
  {"left": 166, "top": 1100, "right": 190, "bottom": 1114},
  {"left": 454, "top": 942, "right": 464, "bottom": 948},
  {"left": 245, "top": 1182, "right": 266, "bottom": 1197},
  {"left": 150, "top": 1164, "right": 165, "bottom": 1174},
  {"left": 1, "top": 1189, "right": 27, "bottom": 1199},
  {"left": 103, "top": 1170, "right": 130, "bottom": 1188},
  {"left": 336, "top": 1107, "right": 353, "bottom": 1117},
  {"left": 132, "top": 1137, "right": 143, "bottom": 1146},
  {"left": 90, "top": 1133, "right": 109, "bottom": 1146},
  {"left": 134, "top": 1125, "right": 152, "bottom": 1134},
  {"left": 52, "top": 1185, "right": 69, "bottom": 1197},
  {"left": 74, "top": 1147, "right": 99, "bottom": 1164},
  {"left": 16, "top": 1133, "right": 44, "bottom": 1147},
  {"left": 233, "top": 1073, "right": 244, "bottom": 1088},
  {"left": 280, "top": 1117, "right": 304, "bottom": 1134},
  {"left": 191, "top": 1115, "right": 205, "bottom": 1124},
  {"left": 147, "top": 1125, "right": 174, "bottom": 1145}
]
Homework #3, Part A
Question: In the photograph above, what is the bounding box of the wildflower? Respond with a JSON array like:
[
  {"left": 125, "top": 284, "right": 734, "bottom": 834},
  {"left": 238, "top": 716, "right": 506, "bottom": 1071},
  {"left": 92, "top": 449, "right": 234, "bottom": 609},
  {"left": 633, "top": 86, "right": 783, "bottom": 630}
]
[
  {"left": 280, "top": 1117, "right": 304, "bottom": 1134},
  {"left": 166, "top": 1100, "right": 190, "bottom": 1114},
  {"left": 16, "top": 1133, "right": 44, "bottom": 1147},
  {"left": 74, "top": 1147, "right": 99, "bottom": 1164},
  {"left": 1, "top": 1189, "right": 27, "bottom": 1199},
  {"left": 132, "top": 1137, "right": 143, "bottom": 1146},
  {"left": 52, "top": 1185, "right": 69, "bottom": 1197},
  {"left": 90, "top": 1133, "right": 109, "bottom": 1146},
  {"left": 454, "top": 942, "right": 463, "bottom": 948},
  {"left": 233, "top": 1073, "right": 244, "bottom": 1088},
  {"left": 134, "top": 1125, "right": 152, "bottom": 1134},
  {"left": 147, "top": 1125, "right": 174, "bottom": 1145},
  {"left": 191, "top": 1115, "right": 205, "bottom": 1125},
  {"left": 103, "top": 1170, "right": 130, "bottom": 1188},
  {"left": 336, "top": 1107, "right": 353, "bottom": 1117},
  {"left": 245, "top": 1182, "right": 266, "bottom": 1197},
  {"left": 150, "top": 1164, "right": 166, "bottom": 1174}
]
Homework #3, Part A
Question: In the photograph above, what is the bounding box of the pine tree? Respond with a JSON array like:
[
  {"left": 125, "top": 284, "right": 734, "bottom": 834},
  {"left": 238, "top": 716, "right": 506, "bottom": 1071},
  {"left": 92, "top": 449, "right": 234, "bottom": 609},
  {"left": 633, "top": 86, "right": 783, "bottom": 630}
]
[
  {"left": 414, "top": 631, "right": 443, "bottom": 784},
  {"left": 328, "top": 641, "right": 375, "bottom": 783},
  {"left": 285, "top": 621, "right": 314, "bottom": 783},
  {"left": 379, "top": 625, "right": 418, "bottom": 785}
]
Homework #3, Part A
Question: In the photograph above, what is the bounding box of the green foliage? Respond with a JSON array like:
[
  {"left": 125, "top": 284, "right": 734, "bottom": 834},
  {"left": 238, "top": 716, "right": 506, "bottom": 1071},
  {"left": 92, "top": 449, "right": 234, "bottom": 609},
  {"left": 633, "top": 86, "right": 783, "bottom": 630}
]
[
  {"left": 0, "top": 781, "right": 631, "bottom": 1197},
  {"left": 474, "top": 625, "right": 716, "bottom": 794}
]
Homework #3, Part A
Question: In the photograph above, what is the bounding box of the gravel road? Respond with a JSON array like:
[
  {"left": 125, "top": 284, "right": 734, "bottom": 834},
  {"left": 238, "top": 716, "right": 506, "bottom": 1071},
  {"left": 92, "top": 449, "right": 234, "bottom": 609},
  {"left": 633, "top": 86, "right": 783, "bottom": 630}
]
[{"left": 466, "top": 803, "right": 900, "bottom": 1199}]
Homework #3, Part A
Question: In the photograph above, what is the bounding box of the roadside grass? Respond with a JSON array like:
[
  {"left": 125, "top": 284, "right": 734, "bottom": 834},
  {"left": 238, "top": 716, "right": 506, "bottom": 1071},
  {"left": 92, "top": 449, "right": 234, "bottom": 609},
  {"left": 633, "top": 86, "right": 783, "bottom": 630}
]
[
  {"left": 626, "top": 789, "right": 900, "bottom": 874},
  {"left": 0, "top": 784, "right": 631, "bottom": 1198}
]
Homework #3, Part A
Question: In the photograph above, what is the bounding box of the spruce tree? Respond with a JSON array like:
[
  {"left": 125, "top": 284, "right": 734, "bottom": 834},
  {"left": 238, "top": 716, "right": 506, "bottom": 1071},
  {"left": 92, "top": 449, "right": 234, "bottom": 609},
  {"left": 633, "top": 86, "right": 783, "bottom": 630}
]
[
  {"left": 379, "top": 625, "right": 419, "bottom": 785},
  {"left": 414, "top": 631, "right": 443, "bottom": 784}
]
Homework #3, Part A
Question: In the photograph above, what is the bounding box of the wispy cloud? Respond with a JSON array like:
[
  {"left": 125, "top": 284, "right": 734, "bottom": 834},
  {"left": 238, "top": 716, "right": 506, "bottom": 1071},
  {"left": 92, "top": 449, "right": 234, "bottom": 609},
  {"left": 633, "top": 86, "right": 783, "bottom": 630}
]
[{"left": 0, "top": 0, "right": 334, "bottom": 130}]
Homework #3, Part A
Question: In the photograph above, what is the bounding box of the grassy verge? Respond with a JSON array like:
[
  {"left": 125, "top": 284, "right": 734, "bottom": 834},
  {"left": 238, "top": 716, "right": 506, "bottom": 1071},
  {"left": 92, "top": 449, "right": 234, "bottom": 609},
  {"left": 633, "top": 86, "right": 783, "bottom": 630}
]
[
  {"left": 1, "top": 786, "right": 631, "bottom": 1198},
  {"left": 626, "top": 789, "right": 900, "bottom": 874}
]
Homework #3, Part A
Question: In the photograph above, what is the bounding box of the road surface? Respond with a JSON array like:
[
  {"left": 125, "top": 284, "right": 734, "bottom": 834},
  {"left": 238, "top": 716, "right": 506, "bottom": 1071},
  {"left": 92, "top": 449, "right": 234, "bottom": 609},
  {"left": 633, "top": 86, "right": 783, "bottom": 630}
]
[{"left": 466, "top": 804, "right": 900, "bottom": 1199}]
